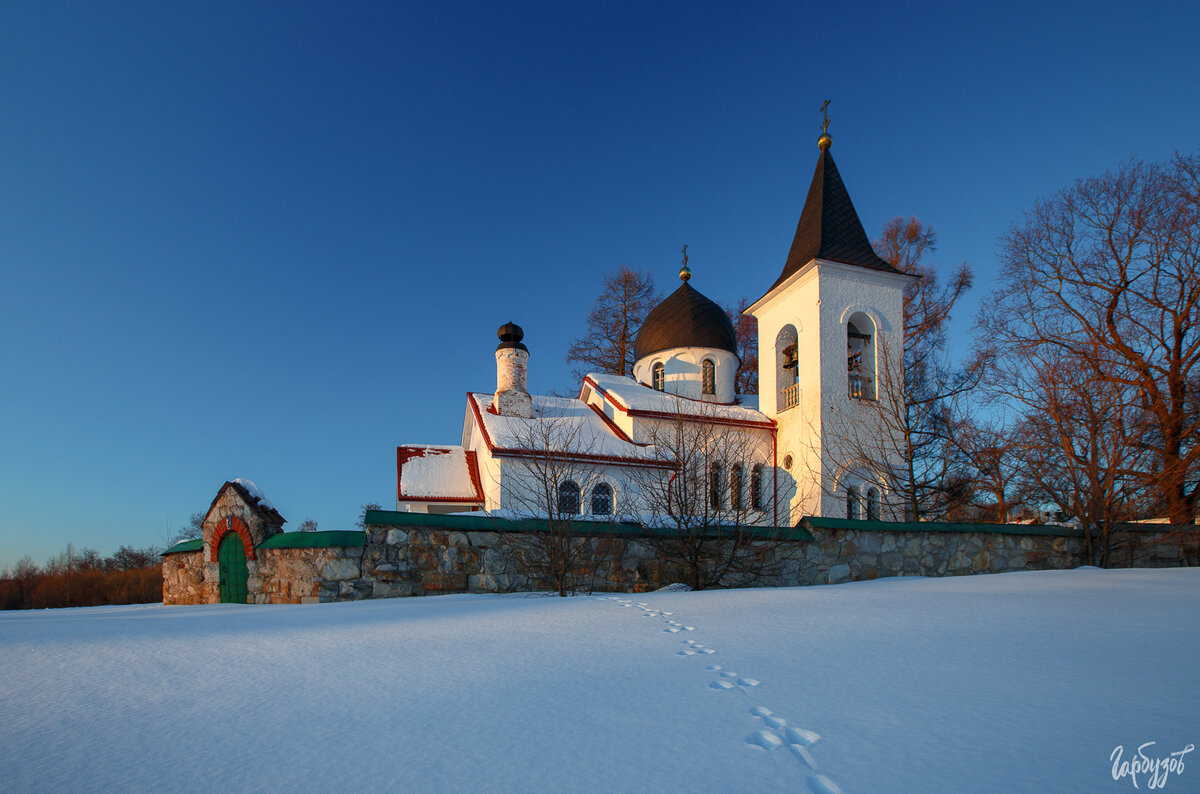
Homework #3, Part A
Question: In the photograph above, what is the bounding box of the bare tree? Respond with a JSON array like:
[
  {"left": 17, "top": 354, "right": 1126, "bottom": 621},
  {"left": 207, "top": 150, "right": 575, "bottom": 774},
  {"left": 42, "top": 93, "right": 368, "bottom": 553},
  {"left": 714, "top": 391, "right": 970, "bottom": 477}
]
[
  {"left": 356, "top": 503, "right": 383, "bottom": 529},
  {"left": 492, "top": 405, "right": 614, "bottom": 596},
  {"left": 622, "top": 395, "right": 798, "bottom": 590},
  {"left": 982, "top": 335, "right": 1153, "bottom": 563},
  {"left": 949, "top": 417, "right": 1030, "bottom": 523},
  {"left": 983, "top": 153, "right": 1200, "bottom": 523},
  {"left": 168, "top": 512, "right": 205, "bottom": 546},
  {"left": 725, "top": 298, "right": 758, "bottom": 395},
  {"left": 297, "top": 518, "right": 319, "bottom": 532},
  {"left": 566, "top": 265, "right": 659, "bottom": 379}
]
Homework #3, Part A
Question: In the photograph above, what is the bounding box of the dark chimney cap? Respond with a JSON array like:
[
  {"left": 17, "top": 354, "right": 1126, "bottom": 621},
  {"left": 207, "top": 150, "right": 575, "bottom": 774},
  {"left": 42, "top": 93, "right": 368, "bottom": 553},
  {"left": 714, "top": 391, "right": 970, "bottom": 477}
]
[{"left": 497, "top": 321, "right": 528, "bottom": 352}]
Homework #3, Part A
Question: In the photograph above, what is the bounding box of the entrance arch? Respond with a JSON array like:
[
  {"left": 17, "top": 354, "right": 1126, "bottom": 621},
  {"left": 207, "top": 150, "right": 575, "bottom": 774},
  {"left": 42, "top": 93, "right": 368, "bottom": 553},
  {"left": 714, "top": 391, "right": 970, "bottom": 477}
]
[{"left": 218, "top": 532, "right": 249, "bottom": 604}]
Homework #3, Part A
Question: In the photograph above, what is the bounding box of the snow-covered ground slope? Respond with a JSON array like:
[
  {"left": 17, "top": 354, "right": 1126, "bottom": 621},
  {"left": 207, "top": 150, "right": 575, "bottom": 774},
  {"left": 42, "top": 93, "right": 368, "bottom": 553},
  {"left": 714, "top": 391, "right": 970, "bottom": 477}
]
[{"left": 2, "top": 568, "right": 1197, "bottom": 793}]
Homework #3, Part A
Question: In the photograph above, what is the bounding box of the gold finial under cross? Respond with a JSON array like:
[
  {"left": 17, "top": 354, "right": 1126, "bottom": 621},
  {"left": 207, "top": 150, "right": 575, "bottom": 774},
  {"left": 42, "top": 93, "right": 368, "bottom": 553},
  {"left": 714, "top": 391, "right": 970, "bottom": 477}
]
[
  {"left": 820, "top": 99, "right": 831, "bottom": 133},
  {"left": 679, "top": 244, "right": 691, "bottom": 282}
]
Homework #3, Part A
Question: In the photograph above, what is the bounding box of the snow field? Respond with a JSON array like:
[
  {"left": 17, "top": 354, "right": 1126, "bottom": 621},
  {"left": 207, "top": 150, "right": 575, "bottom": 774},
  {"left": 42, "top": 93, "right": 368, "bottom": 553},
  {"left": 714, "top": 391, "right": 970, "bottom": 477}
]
[{"left": 1, "top": 567, "right": 1197, "bottom": 793}]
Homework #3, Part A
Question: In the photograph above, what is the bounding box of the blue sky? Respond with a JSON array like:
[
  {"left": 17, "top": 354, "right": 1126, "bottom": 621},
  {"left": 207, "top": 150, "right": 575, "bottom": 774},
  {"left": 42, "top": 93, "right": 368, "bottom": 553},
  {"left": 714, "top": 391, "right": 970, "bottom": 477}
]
[{"left": 2, "top": 1, "right": 1197, "bottom": 568}]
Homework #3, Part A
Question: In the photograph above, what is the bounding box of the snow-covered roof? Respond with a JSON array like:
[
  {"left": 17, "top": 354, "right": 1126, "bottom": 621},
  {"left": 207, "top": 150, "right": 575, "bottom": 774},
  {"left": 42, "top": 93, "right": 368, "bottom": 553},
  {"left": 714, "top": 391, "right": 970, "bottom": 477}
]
[
  {"left": 582, "top": 373, "right": 774, "bottom": 426},
  {"left": 468, "top": 393, "right": 671, "bottom": 466},
  {"left": 233, "top": 477, "right": 275, "bottom": 511},
  {"left": 204, "top": 479, "right": 286, "bottom": 527},
  {"left": 397, "top": 445, "right": 484, "bottom": 503}
]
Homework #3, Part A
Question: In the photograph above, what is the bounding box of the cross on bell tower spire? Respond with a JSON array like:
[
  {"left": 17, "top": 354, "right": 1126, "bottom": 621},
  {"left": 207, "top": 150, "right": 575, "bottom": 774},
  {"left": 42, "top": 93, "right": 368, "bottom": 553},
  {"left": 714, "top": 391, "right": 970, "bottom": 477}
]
[{"left": 818, "top": 99, "right": 832, "bottom": 150}]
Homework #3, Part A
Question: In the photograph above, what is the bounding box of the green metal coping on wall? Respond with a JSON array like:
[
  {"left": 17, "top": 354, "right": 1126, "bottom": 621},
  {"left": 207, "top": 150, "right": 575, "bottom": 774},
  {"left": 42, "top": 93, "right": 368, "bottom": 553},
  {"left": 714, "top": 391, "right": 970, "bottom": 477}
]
[
  {"left": 364, "top": 510, "right": 814, "bottom": 541},
  {"left": 799, "top": 516, "right": 1084, "bottom": 537},
  {"left": 161, "top": 538, "right": 204, "bottom": 555},
  {"left": 163, "top": 516, "right": 1078, "bottom": 556},
  {"left": 258, "top": 531, "right": 366, "bottom": 549},
  {"left": 160, "top": 531, "right": 367, "bottom": 556}
]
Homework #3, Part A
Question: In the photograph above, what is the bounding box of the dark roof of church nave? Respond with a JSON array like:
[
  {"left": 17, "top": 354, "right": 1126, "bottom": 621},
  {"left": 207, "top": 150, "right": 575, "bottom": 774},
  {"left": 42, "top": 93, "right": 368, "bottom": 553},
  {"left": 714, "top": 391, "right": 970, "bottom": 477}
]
[
  {"left": 634, "top": 280, "right": 739, "bottom": 362},
  {"left": 768, "top": 146, "right": 904, "bottom": 292}
]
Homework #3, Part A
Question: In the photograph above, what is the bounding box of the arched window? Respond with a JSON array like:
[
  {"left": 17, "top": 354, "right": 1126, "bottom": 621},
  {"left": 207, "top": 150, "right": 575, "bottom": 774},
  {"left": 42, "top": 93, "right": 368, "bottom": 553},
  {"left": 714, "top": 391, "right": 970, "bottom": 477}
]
[
  {"left": 729, "top": 464, "right": 743, "bottom": 510},
  {"left": 866, "top": 487, "right": 880, "bottom": 521},
  {"left": 775, "top": 325, "right": 799, "bottom": 412},
  {"left": 750, "top": 464, "right": 764, "bottom": 510},
  {"left": 709, "top": 462, "right": 723, "bottom": 510},
  {"left": 847, "top": 313, "right": 876, "bottom": 400},
  {"left": 557, "top": 480, "right": 580, "bottom": 515},
  {"left": 652, "top": 362, "right": 665, "bottom": 391},
  {"left": 702, "top": 359, "right": 716, "bottom": 395},
  {"left": 846, "top": 485, "right": 860, "bottom": 520},
  {"left": 591, "top": 483, "right": 613, "bottom": 515}
]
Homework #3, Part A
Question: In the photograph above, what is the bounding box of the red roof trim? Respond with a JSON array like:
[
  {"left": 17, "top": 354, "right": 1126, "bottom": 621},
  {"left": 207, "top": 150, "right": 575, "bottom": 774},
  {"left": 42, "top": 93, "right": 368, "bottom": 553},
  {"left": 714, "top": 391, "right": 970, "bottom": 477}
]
[
  {"left": 468, "top": 392, "right": 498, "bottom": 451},
  {"left": 466, "top": 392, "right": 674, "bottom": 469},
  {"left": 581, "top": 375, "right": 777, "bottom": 430},
  {"left": 396, "top": 445, "right": 486, "bottom": 503},
  {"left": 586, "top": 402, "right": 647, "bottom": 446}
]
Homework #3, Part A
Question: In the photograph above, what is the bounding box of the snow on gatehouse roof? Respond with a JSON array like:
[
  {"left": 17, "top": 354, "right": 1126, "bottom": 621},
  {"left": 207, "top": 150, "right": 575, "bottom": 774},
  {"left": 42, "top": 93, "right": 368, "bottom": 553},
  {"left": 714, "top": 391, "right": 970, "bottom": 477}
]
[{"left": 397, "top": 445, "right": 484, "bottom": 503}]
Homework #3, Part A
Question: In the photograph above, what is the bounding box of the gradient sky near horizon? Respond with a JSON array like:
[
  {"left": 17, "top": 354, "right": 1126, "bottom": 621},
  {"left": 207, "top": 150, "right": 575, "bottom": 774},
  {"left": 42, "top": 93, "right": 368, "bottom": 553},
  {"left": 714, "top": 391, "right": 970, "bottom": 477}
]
[{"left": 2, "top": 1, "right": 1198, "bottom": 569}]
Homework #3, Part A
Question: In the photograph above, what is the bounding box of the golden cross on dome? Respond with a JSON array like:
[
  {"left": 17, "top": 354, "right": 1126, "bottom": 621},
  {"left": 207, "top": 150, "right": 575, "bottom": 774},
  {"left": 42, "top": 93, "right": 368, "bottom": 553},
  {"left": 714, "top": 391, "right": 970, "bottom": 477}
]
[{"left": 820, "top": 99, "right": 831, "bottom": 133}]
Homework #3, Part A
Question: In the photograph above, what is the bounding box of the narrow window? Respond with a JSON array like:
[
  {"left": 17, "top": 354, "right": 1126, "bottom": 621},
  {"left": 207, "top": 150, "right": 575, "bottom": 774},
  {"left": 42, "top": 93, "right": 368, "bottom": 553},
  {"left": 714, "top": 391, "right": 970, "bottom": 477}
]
[
  {"left": 557, "top": 480, "right": 580, "bottom": 515},
  {"left": 847, "top": 314, "right": 876, "bottom": 400},
  {"left": 846, "top": 485, "right": 860, "bottom": 520},
  {"left": 750, "top": 464, "right": 764, "bottom": 510},
  {"left": 866, "top": 487, "right": 880, "bottom": 521},
  {"left": 709, "top": 462, "right": 723, "bottom": 510},
  {"left": 591, "top": 483, "right": 613, "bottom": 516},
  {"left": 702, "top": 359, "right": 716, "bottom": 395},
  {"left": 652, "top": 362, "right": 665, "bottom": 391},
  {"left": 729, "top": 464, "right": 743, "bottom": 510}
]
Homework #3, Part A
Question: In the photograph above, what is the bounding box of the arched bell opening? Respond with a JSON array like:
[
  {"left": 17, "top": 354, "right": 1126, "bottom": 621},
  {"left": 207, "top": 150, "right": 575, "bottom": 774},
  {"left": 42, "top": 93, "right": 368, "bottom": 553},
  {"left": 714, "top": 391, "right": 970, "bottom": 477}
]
[
  {"left": 775, "top": 324, "right": 799, "bottom": 412},
  {"left": 846, "top": 312, "right": 876, "bottom": 400}
]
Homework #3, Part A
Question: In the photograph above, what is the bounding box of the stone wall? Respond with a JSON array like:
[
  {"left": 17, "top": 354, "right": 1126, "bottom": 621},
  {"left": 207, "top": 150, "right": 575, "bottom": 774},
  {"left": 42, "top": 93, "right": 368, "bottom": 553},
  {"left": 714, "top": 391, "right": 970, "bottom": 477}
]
[
  {"left": 162, "top": 550, "right": 207, "bottom": 605},
  {"left": 251, "top": 546, "right": 368, "bottom": 604},
  {"left": 163, "top": 544, "right": 368, "bottom": 605},
  {"left": 357, "top": 519, "right": 1196, "bottom": 595},
  {"left": 1108, "top": 525, "right": 1200, "bottom": 568},
  {"left": 788, "top": 527, "right": 1084, "bottom": 586},
  {"left": 361, "top": 524, "right": 673, "bottom": 596},
  {"left": 165, "top": 515, "right": 1197, "bottom": 605}
]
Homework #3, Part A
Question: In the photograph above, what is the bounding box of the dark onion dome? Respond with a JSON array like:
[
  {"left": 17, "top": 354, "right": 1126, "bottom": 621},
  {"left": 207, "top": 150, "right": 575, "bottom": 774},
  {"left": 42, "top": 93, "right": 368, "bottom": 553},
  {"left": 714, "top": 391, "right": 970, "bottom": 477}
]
[
  {"left": 634, "top": 278, "right": 739, "bottom": 362},
  {"left": 497, "top": 321, "right": 527, "bottom": 352}
]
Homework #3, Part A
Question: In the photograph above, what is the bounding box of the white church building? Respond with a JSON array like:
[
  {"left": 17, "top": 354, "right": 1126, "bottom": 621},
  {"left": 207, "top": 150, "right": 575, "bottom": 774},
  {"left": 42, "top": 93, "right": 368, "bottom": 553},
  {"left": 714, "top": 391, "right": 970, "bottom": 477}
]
[{"left": 395, "top": 128, "right": 915, "bottom": 526}]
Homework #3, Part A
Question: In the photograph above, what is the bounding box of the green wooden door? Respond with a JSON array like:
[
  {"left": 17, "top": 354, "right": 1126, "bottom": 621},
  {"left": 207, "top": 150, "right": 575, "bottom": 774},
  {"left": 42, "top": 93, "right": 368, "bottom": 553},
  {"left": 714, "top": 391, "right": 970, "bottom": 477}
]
[{"left": 218, "top": 533, "right": 248, "bottom": 604}]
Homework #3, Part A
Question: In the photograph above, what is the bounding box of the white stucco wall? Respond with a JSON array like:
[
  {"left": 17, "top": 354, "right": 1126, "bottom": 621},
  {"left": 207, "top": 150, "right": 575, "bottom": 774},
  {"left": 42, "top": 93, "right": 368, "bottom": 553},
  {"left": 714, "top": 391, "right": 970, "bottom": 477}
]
[
  {"left": 632, "top": 347, "right": 739, "bottom": 403},
  {"left": 749, "top": 259, "right": 910, "bottom": 519}
]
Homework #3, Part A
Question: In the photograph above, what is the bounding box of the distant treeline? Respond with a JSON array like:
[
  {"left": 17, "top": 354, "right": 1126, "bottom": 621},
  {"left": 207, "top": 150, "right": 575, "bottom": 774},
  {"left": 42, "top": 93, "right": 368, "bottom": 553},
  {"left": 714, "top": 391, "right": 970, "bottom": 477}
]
[{"left": 1, "top": 544, "right": 163, "bottom": 610}]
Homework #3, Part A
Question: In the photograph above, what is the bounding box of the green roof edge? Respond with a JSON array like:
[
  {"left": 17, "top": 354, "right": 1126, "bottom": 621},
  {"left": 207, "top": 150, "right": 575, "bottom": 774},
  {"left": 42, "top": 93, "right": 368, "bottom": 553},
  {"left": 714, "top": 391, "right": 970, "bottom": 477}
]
[
  {"left": 161, "top": 538, "right": 204, "bottom": 555},
  {"left": 799, "top": 516, "right": 1084, "bottom": 537},
  {"left": 364, "top": 510, "right": 814, "bottom": 541},
  {"left": 258, "top": 530, "right": 366, "bottom": 549}
]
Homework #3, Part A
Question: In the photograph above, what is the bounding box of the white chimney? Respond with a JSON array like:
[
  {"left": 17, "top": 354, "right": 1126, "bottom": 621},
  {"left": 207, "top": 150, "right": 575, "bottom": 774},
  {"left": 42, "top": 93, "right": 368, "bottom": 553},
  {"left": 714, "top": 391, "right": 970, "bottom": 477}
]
[{"left": 493, "top": 322, "right": 532, "bottom": 418}]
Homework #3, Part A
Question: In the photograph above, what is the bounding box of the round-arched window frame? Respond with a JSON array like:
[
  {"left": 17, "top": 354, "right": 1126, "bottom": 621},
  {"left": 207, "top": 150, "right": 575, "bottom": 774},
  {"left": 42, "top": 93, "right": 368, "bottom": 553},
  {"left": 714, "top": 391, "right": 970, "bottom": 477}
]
[
  {"left": 652, "top": 362, "right": 665, "bottom": 391},
  {"left": 701, "top": 359, "right": 716, "bottom": 395},
  {"left": 591, "top": 483, "right": 614, "bottom": 515},
  {"left": 557, "top": 480, "right": 581, "bottom": 515}
]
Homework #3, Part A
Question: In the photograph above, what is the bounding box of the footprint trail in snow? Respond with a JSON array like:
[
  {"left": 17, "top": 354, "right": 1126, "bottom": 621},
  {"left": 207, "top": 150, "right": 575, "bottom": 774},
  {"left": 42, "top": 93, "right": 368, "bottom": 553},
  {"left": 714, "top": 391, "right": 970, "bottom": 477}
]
[{"left": 602, "top": 595, "right": 841, "bottom": 792}]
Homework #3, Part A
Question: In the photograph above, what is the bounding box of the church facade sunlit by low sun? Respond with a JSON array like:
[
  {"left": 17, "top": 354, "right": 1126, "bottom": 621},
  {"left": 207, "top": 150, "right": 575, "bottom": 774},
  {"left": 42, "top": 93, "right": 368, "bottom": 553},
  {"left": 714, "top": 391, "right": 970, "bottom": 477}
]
[
  {"left": 396, "top": 124, "right": 915, "bottom": 526},
  {"left": 163, "top": 121, "right": 1191, "bottom": 606}
]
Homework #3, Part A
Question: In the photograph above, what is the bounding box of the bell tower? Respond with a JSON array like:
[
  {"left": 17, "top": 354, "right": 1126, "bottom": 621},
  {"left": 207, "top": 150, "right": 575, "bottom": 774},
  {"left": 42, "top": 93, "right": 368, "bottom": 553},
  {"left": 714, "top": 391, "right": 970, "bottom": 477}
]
[{"left": 746, "top": 107, "right": 915, "bottom": 521}]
